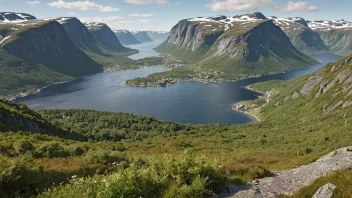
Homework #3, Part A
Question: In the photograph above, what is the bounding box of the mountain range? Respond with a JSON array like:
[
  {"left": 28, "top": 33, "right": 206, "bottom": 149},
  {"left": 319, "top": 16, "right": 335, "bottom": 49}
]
[
  {"left": 156, "top": 12, "right": 317, "bottom": 79},
  {"left": 268, "top": 16, "right": 352, "bottom": 56},
  {"left": 132, "top": 31, "right": 153, "bottom": 43},
  {"left": 114, "top": 29, "right": 141, "bottom": 45},
  {"left": 0, "top": 13, "right": 137, "bottom": 96},
  {"left": 114, "top": 30, "right": 169, "bottom": 45}
]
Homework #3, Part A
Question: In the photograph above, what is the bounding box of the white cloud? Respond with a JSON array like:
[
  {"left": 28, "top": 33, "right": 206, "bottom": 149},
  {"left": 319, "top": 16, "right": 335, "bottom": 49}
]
[
  {"left": 276, "top": 1, "right": 320, "bottom": 12},
  {"left": 206, "top": 0, "right": 272, "bottom": 11},
  {"left": 174, "top": 1, "right": 180, "bottom": 6},
  {"left": 48, "top": 0, "right": 120, "bottom": 12},
  {"left": 124, "top": 0, "right": 167, "bottom": 5},
  {"left": 128, "top": 13, "right": 154, "bottom": 17},
  {"left": 79, "top": 16, "right": 134, "bottom": 24},
  {"left": 138, "top": 19, "right": 151, "bottom": 22},
  {"left": 27, "top": 0, "right": 40, "bottom": 6}
]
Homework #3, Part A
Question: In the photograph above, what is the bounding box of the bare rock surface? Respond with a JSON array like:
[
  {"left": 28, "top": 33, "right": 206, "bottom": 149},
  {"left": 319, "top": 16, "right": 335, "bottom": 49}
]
[
  {"left": 312, "top": 183, "right": 336, "bottom": 198},
  {"left": 217, "top": 146, "right": 352, "bottom": 198}
]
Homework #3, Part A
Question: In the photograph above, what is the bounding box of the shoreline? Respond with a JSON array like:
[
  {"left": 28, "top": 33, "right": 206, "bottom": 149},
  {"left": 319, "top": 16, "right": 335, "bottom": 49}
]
[{"left": 231, "top": 85, "right": 272, "bottom": 123}]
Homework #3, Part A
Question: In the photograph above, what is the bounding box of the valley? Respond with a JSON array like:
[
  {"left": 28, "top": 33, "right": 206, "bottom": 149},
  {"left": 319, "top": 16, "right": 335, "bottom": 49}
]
[{"left": 0, "top": 8, "right": 352, "bottom": 198}]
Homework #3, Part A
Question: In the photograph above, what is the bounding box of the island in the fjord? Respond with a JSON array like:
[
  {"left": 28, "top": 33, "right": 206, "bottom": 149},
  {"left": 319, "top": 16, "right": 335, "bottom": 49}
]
[{"left": 1, "top": 51, "right": 351, "bottom": 197}]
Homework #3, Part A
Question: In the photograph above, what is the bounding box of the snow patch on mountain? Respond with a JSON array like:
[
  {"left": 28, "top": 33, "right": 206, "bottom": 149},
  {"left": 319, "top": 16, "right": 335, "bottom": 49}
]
[
  {"left": 0, "top": 12, "right": 36, "bottom": 22},
  {"left": 187, "top": 13, "right": 267, "bottom": 31},
  {"left": 308, "top": 20, "right": 352, "bottom": 30}
]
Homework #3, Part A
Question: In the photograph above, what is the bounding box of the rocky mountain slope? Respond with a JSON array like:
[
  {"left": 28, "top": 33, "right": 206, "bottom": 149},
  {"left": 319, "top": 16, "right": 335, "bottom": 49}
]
[
  {"left": 261, "top": 54, "right": 352, "bottom": 122},
  {"left": 0, "top": 12, "right": 36, "bottom": 22},
  {"left": 53, "top": 17, "right": 103, "bottom": 54},
  {"left": 268, "top": 16, "right": 328, "bottom": 54},
  {"left": 85, "top": 22, "right": 130, "bottom": 52},
  {"left": 269, "top": 16, "right": 352, "bottom": 56},
  {"left": 219, "top": 146, "right": 352, "bottom": 197},
  {"left": 147, "top": 31, "right": 169, "bottom": 41},
  {"left": 132, "top": 31, "right": 153, "bottom": 43},
  {"left": 114, "top": 29, "right": 141, "bottom": 45},
  {"left": 0, "top": 99, "right": 85, "bottom": 140},
  {"left": 309, "top": 20, "right": 352, "bottom": 56},
  {"left": 156, "top": 12, "right": 317, "bottom": 78},
  {"left": 0, "top": 19, "right": 102, "bottom": 95}
]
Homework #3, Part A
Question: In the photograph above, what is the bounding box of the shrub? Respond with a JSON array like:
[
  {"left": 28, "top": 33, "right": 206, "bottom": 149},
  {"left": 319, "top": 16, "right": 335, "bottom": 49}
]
[
  {"left": 38, "top": 152, "right": 228, "bottom": 198},
  {"left": 38, "top": 142, "right": 69, "bottom": 158},
  {"left": 15, "top": 140, "right": 35, "bottom": 153}
]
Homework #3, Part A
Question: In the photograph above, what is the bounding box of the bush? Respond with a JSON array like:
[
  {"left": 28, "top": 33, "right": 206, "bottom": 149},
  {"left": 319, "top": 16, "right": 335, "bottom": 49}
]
[
  {"left": 38, "top": 152, "right": 228, "bottom": 198},
  {"left": 69, "top": 146, "right": 85, "bottom": 156},
  {"left": 38, "top": 142, "right": 69, "bottom": 158},
  {"left": 84, "top": 149, "right": 124, "bottom": 165},
  {"left": 15, "top": 140, "right": 35, "bottom": 153}
]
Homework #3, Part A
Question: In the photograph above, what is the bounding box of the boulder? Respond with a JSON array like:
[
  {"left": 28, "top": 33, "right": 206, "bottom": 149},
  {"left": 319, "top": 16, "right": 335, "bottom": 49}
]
[{"left": 312, "top": 183, "right": 336, "bottom": 198}]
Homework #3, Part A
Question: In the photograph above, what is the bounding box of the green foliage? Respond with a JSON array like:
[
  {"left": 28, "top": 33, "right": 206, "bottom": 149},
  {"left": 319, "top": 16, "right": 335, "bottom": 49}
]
[
  {"left": 38, "top": 152, "right": 227, "bottom": 198},
  {"left": 38, "top": 142, "right": 69, "bottom": 158}
]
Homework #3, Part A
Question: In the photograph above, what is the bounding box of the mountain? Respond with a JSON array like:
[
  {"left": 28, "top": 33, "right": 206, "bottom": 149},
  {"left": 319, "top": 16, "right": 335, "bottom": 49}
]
[
  {"left": 308, "top": 19, "right": 352, "bottom": 56},
  {"left": 132, "top": 31, "right": 153, "bottom": 43},
  {"left": 269, "top": 16, "right": 352, "bottom": 56},
  {"left": 85, "top": 22, "right": 130, "bottom": 52},
  {"left": 0, "top": 12, "right": 36, "bottom": 22},
  {"left": 0, "top": 19, "right": 102, "bottom": 95},
  {"left": 156, "top": 12, "right": 317, "bottom": 79},
  {"left": 52, "top": 17, "right": 103, "bottom": 55},
  {"left": 114, "top": 29, "right": 141, "bottom": 45},
  {"left": 0, "top": 99, "right": 86, "bottom": 140},
  {"left": 268, "top": 16, "right": 328, "bottom": 55},
  {"left": 261, "top": 54, "right": 352, "bottom": 122},
  {"left": 147, "top": 31, "right": 169, "bottom": 41}
]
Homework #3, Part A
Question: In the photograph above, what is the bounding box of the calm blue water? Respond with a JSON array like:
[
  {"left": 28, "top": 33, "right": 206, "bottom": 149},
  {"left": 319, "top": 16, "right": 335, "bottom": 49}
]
[
  {"left": 16, "top": 41, "right": 341, "bottom": 125},
  {"left": 127, "top": 40, "right": 162, "bottom": 60}
]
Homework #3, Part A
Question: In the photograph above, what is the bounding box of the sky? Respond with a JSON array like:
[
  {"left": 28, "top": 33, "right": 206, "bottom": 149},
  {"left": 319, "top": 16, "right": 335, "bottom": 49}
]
[{"left": 2, "top": 0, "right": 352, "bottom": 31}]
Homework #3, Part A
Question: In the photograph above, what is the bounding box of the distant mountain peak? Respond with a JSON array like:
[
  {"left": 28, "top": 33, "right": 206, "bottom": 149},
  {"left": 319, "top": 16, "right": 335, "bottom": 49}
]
[{"left": 0, "top": 12, "right": 36, "bottom": 22}]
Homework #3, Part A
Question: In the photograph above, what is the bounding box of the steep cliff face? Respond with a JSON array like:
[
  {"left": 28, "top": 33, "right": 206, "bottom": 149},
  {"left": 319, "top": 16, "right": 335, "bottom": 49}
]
[
  {"left": 269, "top": 17, "right": 328, "bottom": 54},
  {"left": 114, "top": 29, "right": 141, "bottom": 45},
  {"left": 2, "top": 20, "right": 102, "bottom": 77},
  {"left": 156, "top": 13, "right": 317, "bottom": 77},
  {"left": 0, "top": 20, "right": 102, "bottom": 95},
  {"left": 85, "top": 22, "right": 129, "bottom": 52},
  {"left": 55, "top": 17, "right": 103, "bottom": 54},
  {"left": 315, "top": 29, "right": 352, "bottom": 56},
  {"left": 132, "top": 31, "right": 153, "bottom": 43}
]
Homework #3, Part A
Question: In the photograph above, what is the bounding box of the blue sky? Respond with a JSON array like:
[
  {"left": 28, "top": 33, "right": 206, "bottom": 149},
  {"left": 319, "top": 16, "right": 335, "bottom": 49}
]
[{"left": 2, "top": 0, "right": 352, "bottom": 31}]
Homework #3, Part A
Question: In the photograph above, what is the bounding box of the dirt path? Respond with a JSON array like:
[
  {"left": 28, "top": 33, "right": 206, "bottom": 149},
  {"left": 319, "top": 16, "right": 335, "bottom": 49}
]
[{"left": 217, "top": 146, "right": 352, "bottom": 198}]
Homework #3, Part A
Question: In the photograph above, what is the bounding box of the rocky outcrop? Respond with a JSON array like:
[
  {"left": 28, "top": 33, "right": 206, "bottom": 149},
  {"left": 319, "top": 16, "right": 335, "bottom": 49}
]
[
  {"left": 114, "top": 30, "right": 141, "bottom": 45},
  {"left": 312, "top": 183, "right": 336, "bottom": 198},
  {"left": 217, "top": 146, "right": 352, "bottom": 198}
]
